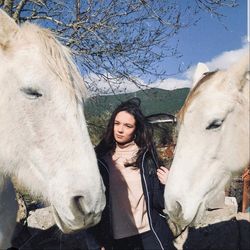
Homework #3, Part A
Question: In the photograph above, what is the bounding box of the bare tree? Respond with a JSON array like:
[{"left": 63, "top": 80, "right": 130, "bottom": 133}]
[{"left": 1, "top": 0, "right": 238, "bottom": 95}]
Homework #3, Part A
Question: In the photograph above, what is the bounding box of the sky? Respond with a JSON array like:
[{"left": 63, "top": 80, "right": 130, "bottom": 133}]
[
  {"left": 93, "top": 0, "right": 248, "bottom": 95},
  {"left": 163, "top": 0, "right": 248, "bottom": 74}
]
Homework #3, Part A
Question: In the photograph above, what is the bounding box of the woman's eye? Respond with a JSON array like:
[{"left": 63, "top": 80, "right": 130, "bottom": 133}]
[
  {"left": 206, "top": 119, "right": 224, "bottom": 130},
  {"left": 21, "top": 87, "right": 43, "bottom": 99}
]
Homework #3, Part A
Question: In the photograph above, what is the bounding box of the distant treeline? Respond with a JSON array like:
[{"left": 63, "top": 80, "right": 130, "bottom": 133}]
[
  {"left": 84, "top": 87, "right": 190, "bottom": 145},
  {"left": 85, "top": 87, "right": 190, "bottom": 117}
]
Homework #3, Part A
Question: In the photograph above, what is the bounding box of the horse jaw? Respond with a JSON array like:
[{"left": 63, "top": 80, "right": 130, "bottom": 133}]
[
  {"left": 165, "top": 142, "right": 232, "bottom": 230},
  {"left": 14, "top": 143, "right": 106, "bottom": 232},
  {"left": 47, "top": 159, "right": 105, "bottom": 233}
]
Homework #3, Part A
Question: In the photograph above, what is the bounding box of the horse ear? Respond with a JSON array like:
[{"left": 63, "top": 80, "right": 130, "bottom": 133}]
[
  {"left": 229, "top": 51, "right": 249, "bottom": 91},
  {"left": 0, "top": 10, "right": 19, "bottom": 49},
  {"left": 192, "top": 63, "right": 209, "bottom": 88}
]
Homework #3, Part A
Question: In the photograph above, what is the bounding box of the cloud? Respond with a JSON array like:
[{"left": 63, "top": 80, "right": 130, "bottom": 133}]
[
  {"left": 206, "top": 46, "right": 248, "bottom": 71},
  {"left": 149, "top": 78, "right": 190, "bottom": 90},
  {"left": 138, "top": 42, "right": 248, "bottom": 91},
  {"left": 184, "top": 42, "right": 248, "bottom": 82},
  {"left": 85, "top": 42, "right": 248, "bottom": 95}
]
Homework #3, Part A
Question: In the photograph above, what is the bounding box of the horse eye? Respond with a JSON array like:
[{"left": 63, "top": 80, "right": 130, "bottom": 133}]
[
  {"left": 21, "top": 87, "right": 43, "bottom": 99},
  {"left": 206, "top": 119, "right": 224, "bottom": 130}
]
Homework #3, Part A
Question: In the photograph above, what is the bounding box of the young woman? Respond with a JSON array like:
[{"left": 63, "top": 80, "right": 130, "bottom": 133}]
[{"left": 90, "top": 98, "right": 174, "bottom": 250}]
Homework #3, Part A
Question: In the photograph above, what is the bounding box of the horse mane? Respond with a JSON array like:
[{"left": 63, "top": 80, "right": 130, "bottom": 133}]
[
  {"left": 17, "top": 23, "right": 88, "bottom": 102},
  {"left": 178, "top": 71, "right": 218, "bottom": 123}
]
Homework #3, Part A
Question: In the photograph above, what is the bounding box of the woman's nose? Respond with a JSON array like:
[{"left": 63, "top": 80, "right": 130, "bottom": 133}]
[{"left": 118, "top": 125, "right": 124, "bottom": 132}]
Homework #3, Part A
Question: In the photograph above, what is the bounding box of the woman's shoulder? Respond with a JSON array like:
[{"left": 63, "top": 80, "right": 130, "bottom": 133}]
[{"left": 97, "top": 152, "right": 112, "bottom": 171}]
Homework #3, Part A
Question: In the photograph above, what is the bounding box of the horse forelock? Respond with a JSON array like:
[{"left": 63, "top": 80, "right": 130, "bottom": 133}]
[
  {"left": 17, "top": 23, "right": 88, "bottom": 102},
  {"left": 177, "top": 71, "right": 218, "bottom": 123}
]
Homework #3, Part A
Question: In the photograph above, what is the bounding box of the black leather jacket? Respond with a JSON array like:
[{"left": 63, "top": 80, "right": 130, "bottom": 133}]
[{"left": 88, "top": 148, "right": 175, "bottom": 250}]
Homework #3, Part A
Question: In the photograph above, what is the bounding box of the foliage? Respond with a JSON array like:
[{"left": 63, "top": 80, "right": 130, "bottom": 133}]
[
  {"left": 86, "top": 110, "right": 111, "bottom": 146},
  {"left": 152, "top": 122, "right": 175, "bottom": 146}
]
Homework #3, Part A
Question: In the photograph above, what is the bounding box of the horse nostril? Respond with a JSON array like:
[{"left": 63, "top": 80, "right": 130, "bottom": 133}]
[
  {"left": 169, "top": 200, "right": 182, "bottom": 220},
  {"left": 73, "top": 195, "right": 85, "bottom": 214},
  {"left": 175, "top": 200, "right": 182, "bottom": 215}
]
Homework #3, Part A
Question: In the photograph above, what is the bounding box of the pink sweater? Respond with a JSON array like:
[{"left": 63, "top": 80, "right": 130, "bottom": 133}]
[{"left": 106, "top": 141, "right": 150, "bottom": 239}]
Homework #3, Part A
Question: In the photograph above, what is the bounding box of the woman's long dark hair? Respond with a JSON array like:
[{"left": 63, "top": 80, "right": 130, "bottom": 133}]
[{"left": 95, "top": 98, "right": 155, "bottom": 167}]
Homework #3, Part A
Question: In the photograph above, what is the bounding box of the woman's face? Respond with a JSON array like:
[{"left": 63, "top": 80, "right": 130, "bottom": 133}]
[{"left": 113, "top": 111, "right": 136, "bottom": 145}]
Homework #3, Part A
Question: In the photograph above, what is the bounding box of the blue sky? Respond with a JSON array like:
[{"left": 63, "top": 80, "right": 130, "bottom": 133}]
[
  {"left": 163, "top": 0, "right": 248, "bottom": 77},
  {"left": 90, "top": 1, "right": 248, "bottom": 94}
]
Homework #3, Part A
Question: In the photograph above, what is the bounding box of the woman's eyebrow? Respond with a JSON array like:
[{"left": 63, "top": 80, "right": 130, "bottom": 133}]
[{"left": 125, "top": 123, "right": 134, "bottom": 126}]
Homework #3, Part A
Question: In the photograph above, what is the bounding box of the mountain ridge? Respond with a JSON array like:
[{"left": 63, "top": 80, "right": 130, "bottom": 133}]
[{"left": 85, "top": 87, "right": 190, "bottom": 118}]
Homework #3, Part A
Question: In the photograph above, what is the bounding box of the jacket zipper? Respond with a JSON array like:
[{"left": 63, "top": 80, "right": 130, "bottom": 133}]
[{"left": 141, "top": 150, "right": 164, "bottom": 250}]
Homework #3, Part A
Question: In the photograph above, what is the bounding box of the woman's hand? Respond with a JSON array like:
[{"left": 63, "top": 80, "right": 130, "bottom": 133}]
[{"left": 157, "top": 166, "right": 169, "bottom": 185}]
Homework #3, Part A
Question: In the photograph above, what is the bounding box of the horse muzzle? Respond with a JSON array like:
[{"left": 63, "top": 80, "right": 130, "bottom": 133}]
[
  {"left": 165, "top": 197, "right": 205, "bottom": 233},
  {"left": 52, "top": 193, "right": 105, "bottom": 233}
]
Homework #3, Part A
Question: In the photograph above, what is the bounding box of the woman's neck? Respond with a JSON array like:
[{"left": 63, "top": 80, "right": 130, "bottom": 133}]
[{"left": 116, "top": 140, "right": 136, "bottom": 149}]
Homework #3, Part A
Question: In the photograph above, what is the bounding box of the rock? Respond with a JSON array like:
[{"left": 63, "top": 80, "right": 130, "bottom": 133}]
[
  {"left": 27, "top": 206, "right": 55, "bottom": 231},
  {"left": 194, "top": 196, "right": 238, "bottom": 228}
]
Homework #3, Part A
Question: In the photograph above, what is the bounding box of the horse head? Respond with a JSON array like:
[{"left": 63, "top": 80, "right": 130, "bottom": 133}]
[
  {"left": 164, "top": 51, "right": 249, "bottom": 231},
  {"left": 0, "top": 9, "right": 105, "bottom": 237}
]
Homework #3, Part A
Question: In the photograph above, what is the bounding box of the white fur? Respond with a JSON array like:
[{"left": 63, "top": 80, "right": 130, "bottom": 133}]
[
  {"left": 0, "top": 10, "right": 105, "bottom": 248},
  {"left": 164, "top": 51, "right": 249, "bottom": 231}
]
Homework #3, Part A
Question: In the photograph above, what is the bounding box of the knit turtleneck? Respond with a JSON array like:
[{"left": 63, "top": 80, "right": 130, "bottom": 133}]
[
  {"left": 108, "top": 140, "right": 150, "bottom": 239},
  {"left": 112, "top": 141, "right": 138, "bottom": 168}
]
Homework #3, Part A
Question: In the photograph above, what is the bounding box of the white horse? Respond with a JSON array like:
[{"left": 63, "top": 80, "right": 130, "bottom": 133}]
[
  {"left": 164, "top": 51, "right": 249, "bottom": 232},
  {"left": 0, "top": 10, "right": 105, "bottom": 248}
]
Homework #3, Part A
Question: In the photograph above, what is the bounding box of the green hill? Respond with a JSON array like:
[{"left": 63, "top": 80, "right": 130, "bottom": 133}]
[{"left": 85, "top": 87, "right": 190, "bottom": 118}]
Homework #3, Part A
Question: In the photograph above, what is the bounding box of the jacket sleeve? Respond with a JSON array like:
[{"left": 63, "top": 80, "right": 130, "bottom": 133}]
[
  {"left": 152, "top": 170, "right": 165, "bottom": 212},
  {"left": 146, "top": 149, "right": 165, "bottom": 212}
]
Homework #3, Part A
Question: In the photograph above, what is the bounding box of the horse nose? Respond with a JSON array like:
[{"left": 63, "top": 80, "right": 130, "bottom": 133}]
[
  {"left": 73, "top": 194, "right": 104, "bottom": 213},
  {"left": 168, "top": 200, "right": 182, "bottom": 220},
  {"left": 167, "top": 198, "right": 199, "bottom": 229},
  {"left": 166, "top": 198, "right": 191, "bottom": 225},
  {"left": 71, "top": 195, "right": 102, "bottom": 226},
  {"left": 174, "top": 200, "right": 182, "bottom": 216},
  {"left": 72, "top": 195, "right": 99, "bottom": 214},
  {"left": 73, "top": 195, "right": 86, "bottom": 213}
]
